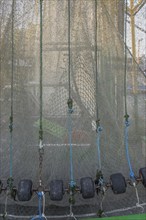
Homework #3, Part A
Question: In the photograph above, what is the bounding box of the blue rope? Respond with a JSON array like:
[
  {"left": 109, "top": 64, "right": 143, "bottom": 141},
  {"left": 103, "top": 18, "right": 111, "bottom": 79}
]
[
  {"left": 96, "top": 126, "right": 102, "bottom": 171},
  {"left": 9, "top": 128, "right": 13, "bottom": 178},
  {"left": 31, "top": 192, "right": 44, "bottom": 220},
  {"left": 124, "top": 120, "right": 135, "bottom": 179},
  {"left": 68, "top": 108, "right": 75, "bottom": 188}
]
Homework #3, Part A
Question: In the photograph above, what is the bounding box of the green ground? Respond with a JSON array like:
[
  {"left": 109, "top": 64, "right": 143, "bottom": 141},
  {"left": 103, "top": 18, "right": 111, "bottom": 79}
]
[{"left": 81, "top": 213, "right": 146, "bottom": 220}]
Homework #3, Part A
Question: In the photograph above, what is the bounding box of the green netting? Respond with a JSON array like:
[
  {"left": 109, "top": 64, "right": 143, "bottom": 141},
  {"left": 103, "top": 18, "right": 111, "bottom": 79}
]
[{"left": 0, "top": 0, "right": 146, "bottom": 219}]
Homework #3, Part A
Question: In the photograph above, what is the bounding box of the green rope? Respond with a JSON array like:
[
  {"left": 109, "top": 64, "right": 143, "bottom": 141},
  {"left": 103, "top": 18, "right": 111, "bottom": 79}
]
[
  {"left": 68, "top": 0, "right": 71, "bottom": 99},
  {"left": 124, "top": 0, "right": 128, "bottom": 118},
  {"left": 9, "top": 0, "right": 15, "bottom": 179},
  {"left": 95, "top": 0, "right": 99, "bottom": 122},
  {"left": 39, "top": 0, "right": 43, "bottom": 141}
]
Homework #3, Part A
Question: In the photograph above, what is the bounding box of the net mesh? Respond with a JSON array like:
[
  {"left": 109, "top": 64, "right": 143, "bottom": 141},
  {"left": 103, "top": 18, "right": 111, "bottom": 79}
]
[{"left": 0, "top": 0, "right": 145, "bottom": 219}]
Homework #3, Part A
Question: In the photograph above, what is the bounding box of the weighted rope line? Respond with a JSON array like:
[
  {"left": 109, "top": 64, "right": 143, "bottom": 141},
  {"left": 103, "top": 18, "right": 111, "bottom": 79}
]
[
  {"left": 67, "top": 3, "right": 76, "bottom": 215},
  {"left": 123, "top": 1, "right": 141, "bottom": 210},
  {"left": 124, "top": 0, "right": 135, "bottom": 181},
  {"left": 94, "top": 2, "right": 105, "bottom": 215},
  {"left": 67, "top": 0, "right": 75, "bottom": 191},
  {"left": 4, "top": 1, "right": 15, "bottom": 218},
  {"left": 94, "top": 0, "right": 103, "bottom": 172},
  {"left": 9, "top": 0, "right": 15, "bottom": 180},
  {"left": 38, "top": 0, "right": 44, "bottom": 188}
]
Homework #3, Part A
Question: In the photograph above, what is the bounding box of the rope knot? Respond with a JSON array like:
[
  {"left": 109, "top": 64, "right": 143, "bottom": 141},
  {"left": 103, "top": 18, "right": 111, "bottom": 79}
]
[
  {"left": 67, "top": 98, "right": 73, "bottom": 111},
  {"left": 124, "top": 114, "right": 129, "bottom": 122},
  {"left": 70, "top": 180, "right": 76, "bottom": 188},
  {"left": 130, "top": 171, "right": 135, "bottom": 180},
  {"left": 97, "top": 126, "right": 103, "bottom": 132},
  {"left": 9, "top": 116, "right": 13, "bottom": 132},
  {"left": 96, "top": 119, "right": 102, "bottom": 133},
  {"left": 7, "top": 177, "right": 13, "bottom": 190}
]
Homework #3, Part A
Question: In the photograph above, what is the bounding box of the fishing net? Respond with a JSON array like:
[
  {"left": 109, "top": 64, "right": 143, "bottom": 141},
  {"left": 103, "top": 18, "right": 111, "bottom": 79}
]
[{"left": 0, "top": 0, "right": 145, "bottom": 219}]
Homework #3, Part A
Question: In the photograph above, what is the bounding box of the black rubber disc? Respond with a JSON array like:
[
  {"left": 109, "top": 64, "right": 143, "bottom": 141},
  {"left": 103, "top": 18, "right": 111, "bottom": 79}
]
[
  {"left": 17, "top": 179, "right": 33, "bottom": 201},
  {"left": 110, "top": 173, "right": 126, "bottom": 194},
  {"left": 139, "top": 167, "right": 146, "bottom": 187},
  {"left": 80, "top": 177, "right": 95, "bottom": 199},
  {"left": 49, "top": 180, "right": 64, "bottom": 201}
]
